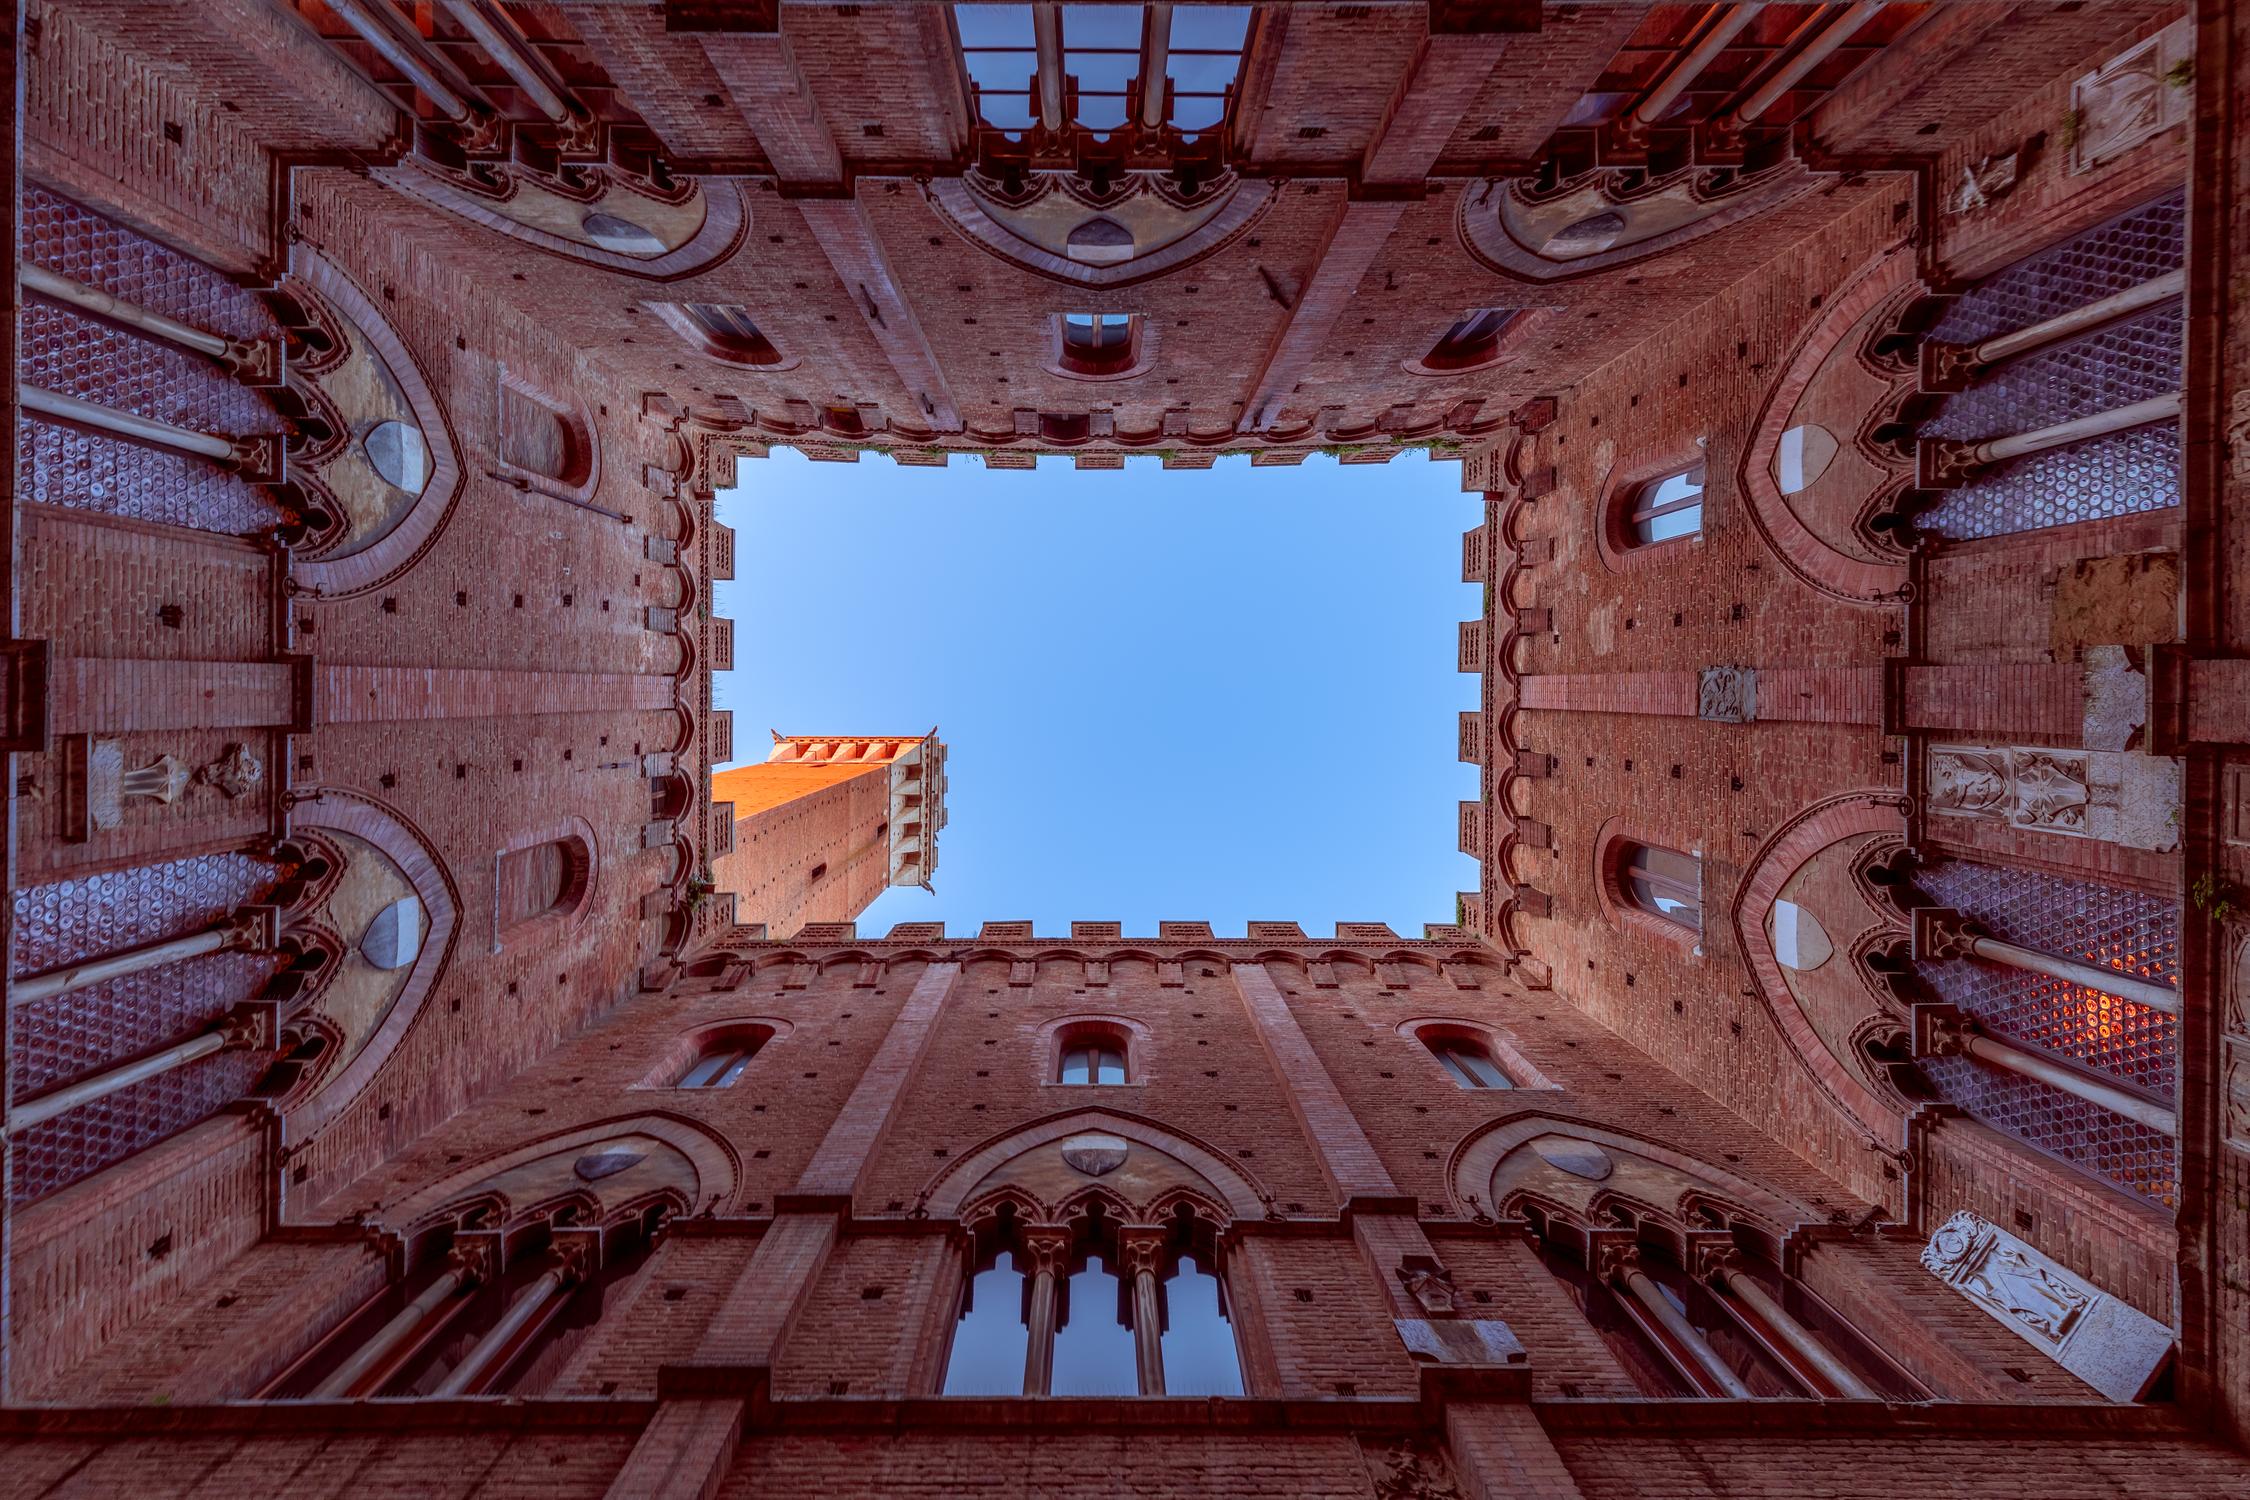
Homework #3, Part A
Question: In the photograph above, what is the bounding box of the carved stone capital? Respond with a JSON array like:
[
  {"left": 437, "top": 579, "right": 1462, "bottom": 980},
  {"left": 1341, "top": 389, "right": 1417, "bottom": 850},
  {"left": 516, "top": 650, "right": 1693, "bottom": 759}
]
[
  {"left": 227, "top": 433, "right": 287, "bottom": 485},
  {"left": 216, "top": 1000, "right": 283, "bottom": 1052},
  {"left": 1019, "top": 1228, "right": 1072, "bottom": 1278},
  {"left": 1117, "top": 1228, "right": 1167, "bottom": 1281},
  {"left": 1689, "top": 1238, "right": 1746, "bottom": 1285},
  {"left": 1910, "top": 905, "right": 1982, "bottom": 963},
  {"left": 1918, "top": 339, "right": 1981, "bottom": 393},
  {"left": 1916, "top": 436, "right": 1983, "bottom": 490},
  {"left": 550, "top": 1226, "right": 606, "bottom": 1283},
  {"left": 220, "top": 335, "right": 286, "bottom": 390},
  {"left": 1910, "top": 1001, "right": 1975, "bottom": 1060},
  {"left": 448, "top": 1232, "right": 503, "bottom": 1286},
  {"left": 1590, "top": 1236, "right": 1643, "bottom": 1286}
]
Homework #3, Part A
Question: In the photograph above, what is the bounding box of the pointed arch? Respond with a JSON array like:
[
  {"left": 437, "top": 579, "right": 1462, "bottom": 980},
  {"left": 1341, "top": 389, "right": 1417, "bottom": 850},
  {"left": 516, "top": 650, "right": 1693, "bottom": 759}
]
[
  {"left": 378, "top": 1110, "right": 742, "bottom": 1228},
  {"left": 924, "top": 1108, "right": 1266, "bottom": 1222},
  {"left": 1450, "top": 1114, "right": 1818, "bottom": 1232}
]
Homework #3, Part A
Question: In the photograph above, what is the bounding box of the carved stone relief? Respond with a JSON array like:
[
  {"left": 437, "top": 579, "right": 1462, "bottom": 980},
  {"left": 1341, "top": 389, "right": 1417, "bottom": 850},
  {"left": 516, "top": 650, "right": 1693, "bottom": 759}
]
[
  {"left": 1060, "top": 1132, "right": 1128, "bottom": 1177},
  {"left": 85, "top": 739, "right": 189, "bottom": 831},
  {"left": 1948, "top": 152, "right": 2021, "bottom": 216},
  {"left": 1697, "top": 665, "right": 1757, "bottom": 724},
  {"left": 1927, "top": 743, "right": 2181, "bottom": 851},
  {"left": 2068, "top": 19, "right": 2192, "bottom": 174},
  {"left": 1920, "top": 1210, "right": 2171, "bottom": 1400}
]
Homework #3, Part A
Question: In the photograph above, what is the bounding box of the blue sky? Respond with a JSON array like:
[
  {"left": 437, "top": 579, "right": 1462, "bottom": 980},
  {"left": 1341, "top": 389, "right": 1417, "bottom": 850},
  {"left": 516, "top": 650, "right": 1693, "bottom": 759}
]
[{"left": 712, "top": 446, "right": 1482, "bottom": 937}]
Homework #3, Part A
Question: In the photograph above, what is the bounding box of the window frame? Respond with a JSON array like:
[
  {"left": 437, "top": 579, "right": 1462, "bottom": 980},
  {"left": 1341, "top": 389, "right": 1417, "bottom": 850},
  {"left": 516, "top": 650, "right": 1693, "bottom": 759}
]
[
  {"left": 1410, "top": 307, "right": 1525, "bottom": 375},
  {"left": 1047, "top": 310, "right": 1152, "bottom": 381},
  {"left": 646, "top": 300, "right": 798, "bottom": 370}
]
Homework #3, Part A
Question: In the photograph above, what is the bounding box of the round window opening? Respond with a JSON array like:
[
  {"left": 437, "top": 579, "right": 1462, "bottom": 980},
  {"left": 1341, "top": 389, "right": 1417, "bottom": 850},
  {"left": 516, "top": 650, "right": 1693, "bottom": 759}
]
[
  {"left": 581, "top": 210, "right": 669, "bottom": 256},
  {"left": 362, "top": 419, "right": 430, "bottom": 495}
]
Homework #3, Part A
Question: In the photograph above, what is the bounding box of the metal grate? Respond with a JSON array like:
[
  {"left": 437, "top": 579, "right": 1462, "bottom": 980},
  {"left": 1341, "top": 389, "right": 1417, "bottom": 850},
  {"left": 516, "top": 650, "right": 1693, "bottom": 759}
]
[
  {"left": 18, "top": 184, "right": 281, "bottom": 534},
  {"left": 1915, "top": 859, "right": 2178, "bottom": 1205},
  {"left": 1920, "top": 191, "right": 2185, "bottom": 541},
  {"left": 10, "top": 856, "right": 281, "bottom": 1205}
]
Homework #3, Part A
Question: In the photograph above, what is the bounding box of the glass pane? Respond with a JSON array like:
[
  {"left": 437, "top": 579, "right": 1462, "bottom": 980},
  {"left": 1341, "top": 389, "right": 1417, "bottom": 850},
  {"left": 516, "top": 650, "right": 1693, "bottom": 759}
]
[
  {"left": 955, "top": 3, "right": 1034, "bottom": 48},
  {"left": 1060, "top": 1046, "right": 1091, "bottom": 1084},
  {"left": 1646, "top": 469, "right": 1703, "bottom": 507},
  {"left": 1076, "top": 95, "right": 1129, "bottom": 129},
  {"left": 1159, "top": 1256, "right": 1244, "bottom": 1395},
  {"left": 1068, "top": 50, "right": 1138, "bottom": 92},
  {"left": 1095, "top": 1047, "right": 1126, "bottom": 1084},
  {"left": 1636, "top": 502, "right": 1701, "bottom": 543},
  {"left": 1062, "top": 3, "right": 1143, "bottom": 48},
  {"left": 1169, "top": 4, "right": 1251, "bottom": 50},
  {"left": 978, "top": 92, "right": 1036, "bottom": 130},
  {"left": 1051, "top": 1255, "right": 1138, "bottom": 1395},
  {"left": 1453, "top": 1043, "right": 1512, "bottom": 1088},
  {"left": 711, "top": 1050, "right": 753, "bottom": 1089},
  {"left": 1434, "top": 1047, "right": 1477, "bottom": 1088},
  {"left": 1170, "top": 95, "right": 1225, "bottom": 130},
  {"left": 965, "top": 50, "right": 1037, "bottom": 93},
  {"left": 1165, "top": 51, "right": 1239, "bottom": 94},
  {"left": 942, "top": 1252, "right": 1030, "bottom": 1395},
  {"left": 677, "top": 1051, "right": 725, "bottom": 1088}
]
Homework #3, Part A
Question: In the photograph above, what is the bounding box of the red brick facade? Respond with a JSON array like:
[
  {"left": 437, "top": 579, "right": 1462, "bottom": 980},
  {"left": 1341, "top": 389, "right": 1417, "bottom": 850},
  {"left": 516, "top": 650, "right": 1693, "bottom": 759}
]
[{"left": 4, "top": 2, "right": 2247, "bottom": 1495}]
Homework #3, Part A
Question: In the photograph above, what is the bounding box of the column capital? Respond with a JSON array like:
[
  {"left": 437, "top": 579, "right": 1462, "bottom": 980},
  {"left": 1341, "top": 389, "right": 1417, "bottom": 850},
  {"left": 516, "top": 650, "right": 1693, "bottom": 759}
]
[
  {"left": 1689, "top": 1237, "right": 1747, "bottom": 1284},
  {"left": 1590, "top": 1235, "right": 1643, "bottom": 1286},
  {"left": 1117, "top": 1227, "right": 1168, "bottom": 1280},
  {"left": 1910, "top": 1001, "right": 1975, "bottom": 1059},
  {"left": 1909, "top": 905, "right": 1981, "bottom": 962},
  {"left": 1019, "top": 1228, "right": 1072, "bottom": 1278}
]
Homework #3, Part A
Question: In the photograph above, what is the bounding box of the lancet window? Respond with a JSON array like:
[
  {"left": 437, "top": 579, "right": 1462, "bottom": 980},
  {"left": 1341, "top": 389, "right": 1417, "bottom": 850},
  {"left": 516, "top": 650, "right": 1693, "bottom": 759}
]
[
  {"left": 1519, "top": 1200, "right": 1921, "bottom": 1402},
  {"left": 941, "top": 1201, "right": 1244, "bottom": 1397},
  {"left": 262, "top": 1198, "right": 671, "bottom": 1399}
]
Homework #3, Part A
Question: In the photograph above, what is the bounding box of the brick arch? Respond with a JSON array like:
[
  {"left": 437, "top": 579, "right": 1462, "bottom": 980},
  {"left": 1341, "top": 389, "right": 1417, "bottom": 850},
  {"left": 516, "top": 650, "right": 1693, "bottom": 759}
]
[
  {"left": 375, "top": 164, "right": 752, "bottom": 282},
  {"left": 1449, "top": 1114, "right": 1816, "bottom": 1232},
  {"left": 924, "top": 176, "right": 1276, "bottom": 289},
  {"left": 284, "top": 246, "right": 463, "bottom": 599},
  {"left": 923, "top": 1107, "right": 1266, "bottom": 1222},
  {"left": 1731, "top": 791, "right": 1912, "bottom": 1136},
  {"left": 287, "top": 792, "right": 459, "bottom": 1140},
  {"left": 1458, "top": 163, "right": 1822, "bottom": 283},
  {"left": 1738, "top": 248, "right": 1917, "bottom": 606},
  {"left": 376, "top": 1110, "right": 742, "bottom": 1228}
]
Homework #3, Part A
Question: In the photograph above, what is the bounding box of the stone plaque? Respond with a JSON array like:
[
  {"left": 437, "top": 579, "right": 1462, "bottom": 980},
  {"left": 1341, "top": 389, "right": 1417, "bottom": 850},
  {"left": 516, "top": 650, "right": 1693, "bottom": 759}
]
[
  {"left": 1920, "top": 1210, "right": 2171, "bottom": 1401},
  {"left": 1059, "top": 1132, "right": 1128, "bottom": 1177},
  {"left": 1927, "top": 743, "right": 2180, "bottom": 852},
  {"left": 1529, "top": 1136, "right": 1614, "bottom": 1181},
  {"left": 2068, "top": 19, "right": 2192, "bottom": 175},
  {"left": 574, "top": 1150, "right": 644, "bottom": 1183},
  {"left": 1697, "top": 666, "right": 1757, "bottom": 724}
]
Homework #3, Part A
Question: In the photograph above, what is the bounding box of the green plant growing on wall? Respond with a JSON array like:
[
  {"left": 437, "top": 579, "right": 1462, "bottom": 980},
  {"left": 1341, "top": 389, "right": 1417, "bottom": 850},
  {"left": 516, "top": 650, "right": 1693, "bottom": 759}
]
[{"left": 2190, "top": 873, "right": 2241, "bottom": 926}]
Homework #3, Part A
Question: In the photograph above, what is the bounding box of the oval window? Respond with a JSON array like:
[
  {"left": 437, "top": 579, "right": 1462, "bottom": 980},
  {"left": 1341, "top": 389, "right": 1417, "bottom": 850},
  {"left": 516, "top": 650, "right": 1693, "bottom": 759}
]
[
  {"left": 1769, "top": 898, "right": 1834, "bottom": 972},
  {"left": 362, "top": 420, "right": 430, "bottom": 495},
  {"left": 1776, "top": 424, "right": 1839, "bottom": 495},
  {"left": 360, "top": 895, "right": 427, "bottom": 972},
  {"left": 581, "top": 210, "right": 668, "bottom": 255}
]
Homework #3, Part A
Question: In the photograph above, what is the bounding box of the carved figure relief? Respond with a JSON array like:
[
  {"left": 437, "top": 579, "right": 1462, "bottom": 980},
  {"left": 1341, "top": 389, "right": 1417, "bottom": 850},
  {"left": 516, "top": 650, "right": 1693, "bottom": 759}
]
[
  {"left": 1948, "top": 152, "right": 2022, "bottom": 216},
  {"left": 1697, "top": 666, "right": 1758, "bottom": 725},
  {"left": 84, "top": 739, "right": 189, "bottom": 831},
  {"left": 1927, "top": 744, "right": 2180, "bottom": 852},
  {"left": 1922, "top": 1211, "right": 2090, "bottom": 1348},
  {"left": 197, "top": 742, "right": 266, "bottom": 800},
  {"left": 1396, "top": 1255, "right": 1459, "bottom": 1315},
  {"left": 2068, "top": 20, "right": 2192, "bottom": 174}
]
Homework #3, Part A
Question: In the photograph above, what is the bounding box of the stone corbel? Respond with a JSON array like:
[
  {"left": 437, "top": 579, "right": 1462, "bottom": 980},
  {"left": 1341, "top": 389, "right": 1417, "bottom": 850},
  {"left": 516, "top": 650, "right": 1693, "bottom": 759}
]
[{"left": 1908, "top": 1000, "right": 1974, "bottom": 1060}]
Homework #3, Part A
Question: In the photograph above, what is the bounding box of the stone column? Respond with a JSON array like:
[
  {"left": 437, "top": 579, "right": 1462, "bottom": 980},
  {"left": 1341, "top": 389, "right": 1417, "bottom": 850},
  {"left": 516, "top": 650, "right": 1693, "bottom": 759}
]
[
  {"left": 1019, "top": 1229, "right": 1071, "bottom": 1397},
  {"left": 1913, "top": 1003, "right": 2175, "bottom": 1135},
  {"left": 1913, "top": 907, "right": 2179, "bottom": 1016},
  {"left": 12, "top": 904, "right": 278, "bottom": 1005},
  {"left": 310, "top": 1241, "right": 488, "bottom": 1398},
  {"left": 431, "top": 1238, "right": 588, "bottom": 1398},
  {"left": 1920, "top": 391, "right": 2183, "bottom": 488},
  {"left": 3, "top": 1001, "right": 278, "bottom": 1138},
  {"left": 1121, "top": 1229, "right": 1168, "bottom": 1397},
  {"left": 1598, "top": 1242, "right": 1753, "bottom": 1399},
  {"left": 1694, "top": 1243, "right": 1876, "bottom": 1399}
]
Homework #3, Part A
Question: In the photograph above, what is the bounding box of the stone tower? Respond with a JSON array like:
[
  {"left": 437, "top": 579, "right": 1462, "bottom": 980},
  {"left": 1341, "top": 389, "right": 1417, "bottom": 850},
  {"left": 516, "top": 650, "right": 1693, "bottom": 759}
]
[{"left": 709, "top": 732, "right": 948, "bottom": 937}]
